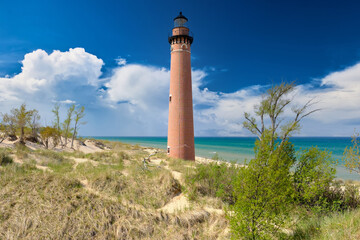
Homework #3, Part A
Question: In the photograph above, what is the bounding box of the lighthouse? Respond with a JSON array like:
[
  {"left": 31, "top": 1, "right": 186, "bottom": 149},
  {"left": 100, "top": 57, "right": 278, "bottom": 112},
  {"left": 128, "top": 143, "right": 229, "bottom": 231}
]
[{"left": 167, "top": 12, "right": 195, "bottom": 161}]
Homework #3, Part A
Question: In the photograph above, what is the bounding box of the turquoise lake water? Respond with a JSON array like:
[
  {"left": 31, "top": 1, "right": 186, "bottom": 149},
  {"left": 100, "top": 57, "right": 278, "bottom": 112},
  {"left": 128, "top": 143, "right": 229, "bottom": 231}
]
[{"left": 92, "top": 136, "right": 359, "bottom": 180}]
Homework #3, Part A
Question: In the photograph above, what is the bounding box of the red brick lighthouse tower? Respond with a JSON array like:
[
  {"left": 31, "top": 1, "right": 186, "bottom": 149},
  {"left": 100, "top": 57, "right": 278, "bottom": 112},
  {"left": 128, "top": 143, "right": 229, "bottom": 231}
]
[{"left": 167, "top": 12, "right": 195, "bottom": 161}]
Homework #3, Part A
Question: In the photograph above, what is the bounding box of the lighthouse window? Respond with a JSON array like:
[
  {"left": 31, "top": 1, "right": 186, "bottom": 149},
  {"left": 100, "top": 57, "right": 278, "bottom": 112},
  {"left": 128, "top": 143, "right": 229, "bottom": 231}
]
[
  {"left": 167, "top": 146, "right": 170, "bottom": 154},
  {"left": 169, "top": 94, "right": 172, "bottom": 102}
]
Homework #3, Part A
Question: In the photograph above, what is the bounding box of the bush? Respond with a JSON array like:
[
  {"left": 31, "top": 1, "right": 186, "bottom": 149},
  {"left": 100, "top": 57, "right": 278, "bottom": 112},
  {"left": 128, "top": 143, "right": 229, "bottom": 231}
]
[
  {"left": 0, "top": 149, "right": 13, "bottom": 165},
  {"left": 293, "top": 147, "right": 336, "bottom": 208},
  {"left": 343, "top": 133, "right": 360, "bottom": 174},
  {"left": 322, "top": 182, "right": 360, "bottom": 211},
  {"left": 185, "top": 162, "right": 239, "bottom": 204},
  {"left": 211, "top": 153, "right": 220, "bottom": 160},
  {"left": 229, "top": 139, "right": 296, "bottom": 239}
]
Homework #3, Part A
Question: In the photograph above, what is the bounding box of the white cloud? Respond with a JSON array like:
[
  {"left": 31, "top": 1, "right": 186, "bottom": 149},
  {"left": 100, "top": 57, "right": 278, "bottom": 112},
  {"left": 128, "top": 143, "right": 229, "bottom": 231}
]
[
  {"left": 105, "top": 64, "right": 169, "bottom": 109},
  {"left": 301, "top": 63, "right": 360, "bottom": 123},
  {"left": 0, "top": 48, "right": 103, "bottom": 104},
  {"left": 193, "top": 63, "right": 360, "bottom": 136},
  {"left": 1, "top": 47, "right": 359, "bottom": 136},
  {"left": 58, "top": 99, "right": 76, "bottom": 104},
  {"left": 115, "top": 57, "right": 127, "bottom": 66},
  {"left": 0, "top": 48, "right": 104, "bottom": 131}
]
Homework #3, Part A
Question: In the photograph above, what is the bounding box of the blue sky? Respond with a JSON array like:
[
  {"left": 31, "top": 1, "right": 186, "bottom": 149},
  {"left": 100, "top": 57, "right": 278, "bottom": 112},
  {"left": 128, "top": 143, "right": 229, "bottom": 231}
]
[{"left": 1, "top": 0, "right": 360, "bottom": 136}]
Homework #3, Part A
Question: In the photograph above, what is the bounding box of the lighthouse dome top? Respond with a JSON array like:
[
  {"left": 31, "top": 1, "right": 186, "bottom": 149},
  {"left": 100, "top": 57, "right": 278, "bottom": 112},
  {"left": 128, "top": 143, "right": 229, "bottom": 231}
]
[{"left": 174, "top": 12, "right": 188, "bottom": 28}]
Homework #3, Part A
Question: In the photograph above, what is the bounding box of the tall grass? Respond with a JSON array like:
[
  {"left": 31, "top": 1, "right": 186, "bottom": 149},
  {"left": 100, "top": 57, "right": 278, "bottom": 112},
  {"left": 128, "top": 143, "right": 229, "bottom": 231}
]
[
  {"left": 288, "top": 208, "right": 360, "bottom": 240},
  {"left": 185, "top": 162, "right": 239, "bottom": 204},
  {"left": 0, "top": 148, "right": 12, "bottom": 165},
  {"left": 0, "top": 154, "right": 227, "bottom": 239}
]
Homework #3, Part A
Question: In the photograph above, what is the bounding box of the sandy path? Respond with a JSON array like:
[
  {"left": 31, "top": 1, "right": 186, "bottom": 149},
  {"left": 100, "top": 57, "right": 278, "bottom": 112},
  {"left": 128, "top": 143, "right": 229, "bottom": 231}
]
[
  {"left": 159, "top": 193, "right": 190, "bottom": 213},
  {"left": 157, "top": 162, "right": 191, "bottom": 213},
  {"left": 155, "top": 159, "right": 224, "bottom": 215}
]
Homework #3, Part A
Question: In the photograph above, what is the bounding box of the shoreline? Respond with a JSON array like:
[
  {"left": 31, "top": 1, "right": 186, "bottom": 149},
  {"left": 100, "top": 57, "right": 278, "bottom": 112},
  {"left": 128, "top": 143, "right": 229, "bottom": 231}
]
[
  {"left": 99, "top": 138, "right": 360, "bottom": 181},
  {"left": 2, "top": 136, "right": 360, "bottom": 181}
]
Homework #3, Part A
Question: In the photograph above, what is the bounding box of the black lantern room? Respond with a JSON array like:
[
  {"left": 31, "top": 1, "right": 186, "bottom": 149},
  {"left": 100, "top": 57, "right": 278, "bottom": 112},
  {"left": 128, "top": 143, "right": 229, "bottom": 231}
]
[{"left": 174, "top": 12, "right": 188, "bottom": 28}]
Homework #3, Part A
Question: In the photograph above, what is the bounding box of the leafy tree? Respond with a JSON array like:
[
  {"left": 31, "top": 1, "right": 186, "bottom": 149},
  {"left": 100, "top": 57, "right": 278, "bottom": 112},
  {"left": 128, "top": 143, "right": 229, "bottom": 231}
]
[
  {"left": 243, "top": 82, "right": 319, "bottom": 149},
  {"left": 0, "top": 115, "right": 6, "bottom": 143},
  {"left": 2, "top": 113, "right": 17, "bottom": 140},
  {"left": 343, "top": 133, "right": 360, "bottom": 174},
  {"left": 40, "top": 126, "right": 59, "bottom": 149},
  {"left": 52, "top": 103, "right": 63, "bottom": 146},
  {"left": 28, "top": 109, "right": 41, "bottom": 142},
  {"left": 229, "top": 82, "right": 320, "bottom": 239},
  {"left": 230, "top": 136, "right": 296, "bottom": 239},
  {"left": 62, "top": 104, "right": 75, "bottom": 147},
  {"left": 70, "top": 106, "right": 86, "bottom": 149},
  {"left": 11, "top": 103, "right": 34, "bottom": 144}
]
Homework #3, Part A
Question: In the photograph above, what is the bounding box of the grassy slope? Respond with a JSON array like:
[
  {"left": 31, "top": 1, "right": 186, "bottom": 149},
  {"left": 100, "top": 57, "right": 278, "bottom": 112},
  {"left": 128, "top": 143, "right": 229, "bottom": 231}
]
[
  {"left": 0, "top": 142, "right": 227, "bottom": 240},
  {"left": 1, "top": 141, "right": 360, "bottom": 239}
]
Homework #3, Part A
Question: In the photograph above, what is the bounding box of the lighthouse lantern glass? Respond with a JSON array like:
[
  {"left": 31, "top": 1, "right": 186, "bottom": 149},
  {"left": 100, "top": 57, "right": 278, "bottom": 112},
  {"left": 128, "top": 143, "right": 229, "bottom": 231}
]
[{"left": 174, "top": 18, "right": 187, "bottom": 27}]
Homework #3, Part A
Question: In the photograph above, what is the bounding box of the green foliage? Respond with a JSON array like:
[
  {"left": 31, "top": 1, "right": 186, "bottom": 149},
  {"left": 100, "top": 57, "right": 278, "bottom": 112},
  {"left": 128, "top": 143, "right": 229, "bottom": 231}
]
[
  {"left": 70, "top": 106, "right": 86, "bottom": 148},
  {"left": 319, "top": 182, "right": 360, "bottom": 212},
  {"left": 1, "top": 113, "right": 15, "bottom": 141},
  {"left": 230, "top": 82, "right": 320, "bottom": 239},
  {"left": 28, "top": 109, "right": 41, "bottom": 141},
  {"left": 40, "top": 126, "right": 60, "bottom": 149},
  {"left": 229, "top": 138, "right": 296, "bottom": 239},
  {"left": 62, "top": 104, "right": 75, "bottom": 147},
  {"left": 343, "top": 133, "right": 360, "bottom": 174},
  {"left": 0, "top": 148, "right": 13, "bottom": 165},
  {"left": 186, "top": 162, "right": 239, "bottom": 204},
  {"left": 11, "top": 103, "right": 35, "bottom": 144},
  {"left": 211, "top": 152, "right": 221, "bottom": 160},
  {"left": 293, "top": 147, "right": 336, "bottom": 208},
  {"left": 2, "top": 113, "right": 17, "bottom": 138}
]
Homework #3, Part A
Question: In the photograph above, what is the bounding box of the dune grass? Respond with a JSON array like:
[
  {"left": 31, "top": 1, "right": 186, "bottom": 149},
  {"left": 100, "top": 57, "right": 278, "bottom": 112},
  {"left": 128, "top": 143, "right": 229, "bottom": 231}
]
[
  {"left": 0, "top": 148, "right": 13, "bottom": 166},
  {"left": 286, "top": 208, "right": 360, "bottom": 240},
  {"left": 0, "top": 143, "right": 229, "bottom": 239},
  {"left": 2, "top": 140, "right": 360, "bottom": 239}
]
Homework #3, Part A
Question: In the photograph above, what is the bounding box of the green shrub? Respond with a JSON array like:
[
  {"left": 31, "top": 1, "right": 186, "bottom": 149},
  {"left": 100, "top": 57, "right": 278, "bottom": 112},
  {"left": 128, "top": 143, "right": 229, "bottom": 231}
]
[
  {"left": 293, "top": 147, "right": 336, "bottom": 208},
  {"left": 229, "top": 139, "right": 296, "bottom": 240},
  {"left": 322, "top": 182, "right": 360, "bottom": 211},
  {"left": 0, "top": 149, "right": 13, "bottom": 165},
  {"left": 211, "top": 153, "right": 220, "bottom": 160},
  {"left": 185, "top": 162, "right": 239, "bottom": 204}
]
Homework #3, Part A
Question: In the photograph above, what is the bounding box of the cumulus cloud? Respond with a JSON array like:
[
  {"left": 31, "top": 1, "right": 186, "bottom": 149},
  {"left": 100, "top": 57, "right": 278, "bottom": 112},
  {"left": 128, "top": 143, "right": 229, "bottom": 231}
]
[
  {"left": 0, "top": 48, "right": 104, "bottom": 132},
  {"left": 1, "top": 47, "right": 359, "bottom": 136},
  {"left": 193, "top": 63, "right": 360, "bottom": 136},
  {"left": 0, "top": 48, "right": 103, "bottom": 104},
  {"left": 105, "top": 64, "right": 169, "bottom": 109},
  {"left": 302, "top": 63, "right": 360, "bottom": 123}
]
